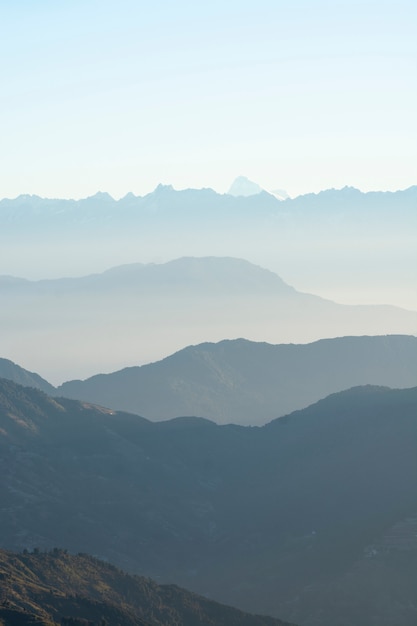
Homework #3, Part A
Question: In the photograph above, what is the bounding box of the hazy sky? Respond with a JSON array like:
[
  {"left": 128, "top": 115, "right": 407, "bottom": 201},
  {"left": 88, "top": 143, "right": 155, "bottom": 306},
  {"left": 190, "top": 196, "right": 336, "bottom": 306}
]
[{"left": 1, "top": 0, "right": 416, "bottom": 199}]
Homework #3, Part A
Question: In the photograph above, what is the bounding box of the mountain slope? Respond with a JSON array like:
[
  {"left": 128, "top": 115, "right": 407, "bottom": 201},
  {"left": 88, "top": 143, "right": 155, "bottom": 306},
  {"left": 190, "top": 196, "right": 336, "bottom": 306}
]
[
  {"left": 0, "top": 379, "right": 416, "bottom": 625},
  {"left": 1, "top": 257, "right": 416, "bottom": 384},
  {"left": 0, "top": 358, "right": 55, "bottom": 395},
  {"left": 0, "top": 549, "right": 292, "bottom": 626},
  {"left": 57, "top": 335, "right": 417, "bottom": 425}
]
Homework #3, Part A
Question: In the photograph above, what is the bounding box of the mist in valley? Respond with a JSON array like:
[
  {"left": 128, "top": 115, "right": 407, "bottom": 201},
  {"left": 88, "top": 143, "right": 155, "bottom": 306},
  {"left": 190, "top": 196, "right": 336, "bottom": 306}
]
[{"left": 1, "top": 2, "right": 416, "bottom": 626}]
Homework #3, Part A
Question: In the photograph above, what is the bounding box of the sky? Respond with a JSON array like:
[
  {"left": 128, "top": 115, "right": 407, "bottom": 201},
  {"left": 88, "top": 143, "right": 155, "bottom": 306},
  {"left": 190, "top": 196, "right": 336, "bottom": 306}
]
[{"left": 1, "top": 0, "right": 416, "bottom": 200}]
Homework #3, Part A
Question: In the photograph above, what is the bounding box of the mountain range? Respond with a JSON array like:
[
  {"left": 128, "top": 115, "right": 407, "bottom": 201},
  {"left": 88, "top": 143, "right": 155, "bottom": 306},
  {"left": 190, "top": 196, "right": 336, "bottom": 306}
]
[
  {"left": 55, "top": 334, "right": 417, "bottom": 425},
  {"left": 1, "top": 184, "right": 415, "bottom": 308},
  {"left": 1, "top": 378, "right": 416, "bottom": 626},
  {"left": 1, "top": 257, "right": 415, "bottom": 384},
  {"left": 2, "top": 183, "right": 415, "bottom": 229},
  {"left": 1, "top": 183, "right": 416, "bottom": 625},
  {"left": 3, "top": 334, "right": 416, "bottom": 426}
]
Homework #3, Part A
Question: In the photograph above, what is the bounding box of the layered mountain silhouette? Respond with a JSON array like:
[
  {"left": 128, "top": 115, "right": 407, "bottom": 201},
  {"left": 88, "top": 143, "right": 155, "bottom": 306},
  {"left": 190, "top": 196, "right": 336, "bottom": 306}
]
[
  {"left": 57, "top": 334, "right": 417, "bottom": 425},
  {"left": 1, "top": 258, "right": 415, "bottom": 384},
  {"left": 0, "top": 549, "right": 293, "bottom": 626},
  {"left": 1, "top": 378, "right": 416, "bottom": 626},
  {"left": 1, "top": 185, "right": 416, "bottom": 310}
]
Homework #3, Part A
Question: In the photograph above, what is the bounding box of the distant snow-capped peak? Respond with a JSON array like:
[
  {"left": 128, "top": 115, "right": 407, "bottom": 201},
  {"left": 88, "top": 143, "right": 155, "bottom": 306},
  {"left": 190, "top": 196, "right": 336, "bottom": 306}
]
[{"left": 228, "top": 176, "right": 289, "bottom": 200}]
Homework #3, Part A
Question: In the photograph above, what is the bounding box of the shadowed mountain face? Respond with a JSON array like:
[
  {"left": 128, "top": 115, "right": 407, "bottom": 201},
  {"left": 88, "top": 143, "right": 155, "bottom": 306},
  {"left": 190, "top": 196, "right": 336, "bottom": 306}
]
[
  {"left": 1, "top": 379, "right": 416, "bottom": 626},
  {"left": 57, "top": 334, "right": 417, "bottom": 425},
  {"left": 0, "top": 257, "right": 416, "bottom": 384},
  {"left": 0, "top": 550, "right": 293, "bottom": 626}
]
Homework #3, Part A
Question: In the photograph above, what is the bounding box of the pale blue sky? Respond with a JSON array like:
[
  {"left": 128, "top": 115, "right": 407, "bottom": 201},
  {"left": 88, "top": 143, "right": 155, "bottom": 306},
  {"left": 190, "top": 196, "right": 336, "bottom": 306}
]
[{"left": 1, "top": 0, "right": 416, "bottom": 199}]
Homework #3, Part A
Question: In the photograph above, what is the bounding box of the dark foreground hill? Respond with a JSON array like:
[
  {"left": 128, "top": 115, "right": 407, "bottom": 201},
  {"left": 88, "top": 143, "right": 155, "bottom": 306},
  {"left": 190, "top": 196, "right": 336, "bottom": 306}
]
[
  {"left": 58, "top": 334, "right": 417, "bottom": 425},
  {"left": 0, "top": 549, "right": 292, "bottom": 626},
  {"left": 0, "top": 379, "right": 416, "bottom": 626},
  {"left": 1, "top": 257, "right": 416, "bottom": 384}
]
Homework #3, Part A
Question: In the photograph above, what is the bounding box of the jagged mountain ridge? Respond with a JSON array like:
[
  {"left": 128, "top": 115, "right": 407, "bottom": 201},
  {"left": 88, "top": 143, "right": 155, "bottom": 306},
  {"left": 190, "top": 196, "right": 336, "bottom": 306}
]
[
  {"left": 1, "top": 184, "right": 415, "bottom": 225},
  {"left": 0, "top": 185, "right": 280, "bottom": 230},
  {"left": 1, "top": 378, "right": 416, "bottom": 626}
]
